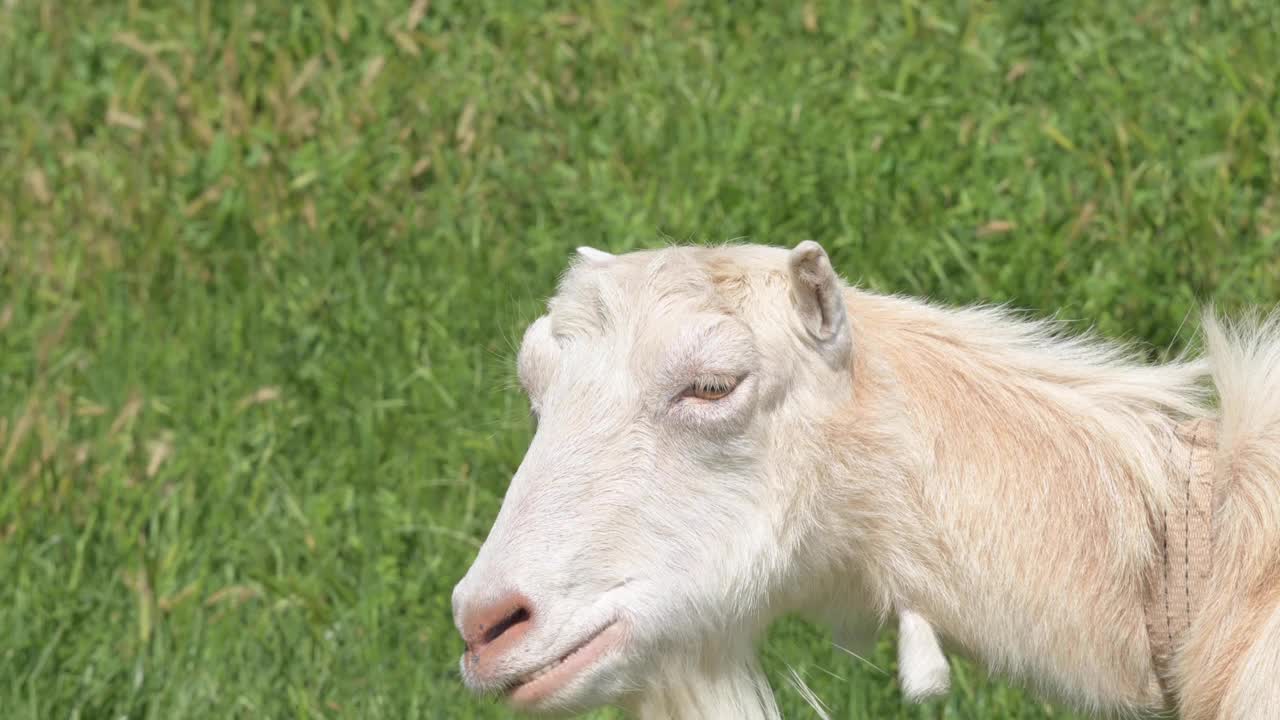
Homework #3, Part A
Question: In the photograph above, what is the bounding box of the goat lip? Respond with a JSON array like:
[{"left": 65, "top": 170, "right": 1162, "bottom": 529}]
[{"left": 505, "top": 621, "right": 624, "bottom": 708}]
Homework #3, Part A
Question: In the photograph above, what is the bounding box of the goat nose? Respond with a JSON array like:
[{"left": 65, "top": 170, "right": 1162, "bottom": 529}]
[{"left": 458, "top": 592, "right": 534, "bottom": 657}]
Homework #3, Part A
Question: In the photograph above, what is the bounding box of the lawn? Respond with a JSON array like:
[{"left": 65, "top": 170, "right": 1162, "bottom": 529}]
[{"left": 1, "top": 0, "right": 1277, "bottom": 718}]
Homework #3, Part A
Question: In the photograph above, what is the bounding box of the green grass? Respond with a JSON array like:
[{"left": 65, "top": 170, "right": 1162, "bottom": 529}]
[{"left": 2, "top": 0, "right": 1278, "bottom": 717}]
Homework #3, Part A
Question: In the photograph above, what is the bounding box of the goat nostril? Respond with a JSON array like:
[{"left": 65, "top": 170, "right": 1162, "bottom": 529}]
[
  {"left": 461, "top": 593, "right": 535, "bottom": 655},
  {"left": 482, "top": 606, "right": 531, "bottom": 646}
]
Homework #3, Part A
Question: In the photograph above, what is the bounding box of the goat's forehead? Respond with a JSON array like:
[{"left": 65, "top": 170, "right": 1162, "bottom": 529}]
[
  {"left": 544, "top": 245, "right": 789, "bottom": 340},
  {"left": 548, "top": 250, "right": 707, "bottom": 337}
]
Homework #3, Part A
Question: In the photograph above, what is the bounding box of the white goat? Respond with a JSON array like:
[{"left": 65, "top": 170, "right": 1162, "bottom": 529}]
[{"left": 452, "top": 242, "right": 1280, "bottom": 719}]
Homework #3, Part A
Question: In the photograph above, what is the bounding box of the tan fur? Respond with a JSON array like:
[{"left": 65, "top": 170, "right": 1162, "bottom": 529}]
[{"left": 707, "top": 249, "right": 1280, "bottom": 716}]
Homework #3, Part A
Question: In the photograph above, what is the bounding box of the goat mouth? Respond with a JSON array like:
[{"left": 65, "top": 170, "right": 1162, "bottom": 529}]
[{"left": 505, "top": 621, "right": 623, "bottom": 707}]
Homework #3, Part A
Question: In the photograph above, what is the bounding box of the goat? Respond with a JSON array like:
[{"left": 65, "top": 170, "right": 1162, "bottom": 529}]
[{"left": 452, "top": 241, "right": 1280, "bottom": 719}]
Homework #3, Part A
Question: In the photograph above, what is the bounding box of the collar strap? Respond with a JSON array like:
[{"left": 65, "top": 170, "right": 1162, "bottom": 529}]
[{"left": 1144, "top": 419, "right": 1218, "bottom": 708}]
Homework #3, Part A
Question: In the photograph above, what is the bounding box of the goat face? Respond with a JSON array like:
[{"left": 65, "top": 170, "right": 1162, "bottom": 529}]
[{"left": 452, "top": 242, "right": 852, "bottom": 714}]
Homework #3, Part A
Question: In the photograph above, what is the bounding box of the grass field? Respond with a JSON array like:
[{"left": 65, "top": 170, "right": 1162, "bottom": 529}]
[{"left": 2, "top": 1, "right": 1278, "bottom": 718}]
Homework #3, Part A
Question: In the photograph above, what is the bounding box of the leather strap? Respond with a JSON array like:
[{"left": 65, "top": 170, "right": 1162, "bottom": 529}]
[{"left": 1145, "top": 419, "right": 1218, "bottom": 706}]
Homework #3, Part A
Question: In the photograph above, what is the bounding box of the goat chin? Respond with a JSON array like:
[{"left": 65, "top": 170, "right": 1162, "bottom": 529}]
[{"left": 625, "top": 653, "right": 781, "bottom": 720}]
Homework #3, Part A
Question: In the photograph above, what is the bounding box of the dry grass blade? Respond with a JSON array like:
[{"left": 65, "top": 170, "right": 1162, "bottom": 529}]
[
  {"left": 977, "top": 220, "right": 1017, "bottom": 237},
  {"left": 2, "top": 395, "right": 38, "bottom": 470},
  {"left": 25, "top": 168, "right": 51, "bottom": 205},
  {"left": 109, "top": 394, "right": 144, "bottom": 436},
  {"left": 406, "top": 0, "right": 430, "bottom": 30},
  {"left": 802, "top": 3, "right": 818, "bottom": 33},
  {"left": 362, "top": 56, "right": 386, "bottom": 89},
  {"left": 236, "top": 386, "right": 281, "bottom": 411},
  {"left": 106, "top": 108, "right": 145, "bottom": 131},
  {"left": 288, "top": 57, "right": 322, "bottom": 99},
  {"left": 146, "top": 431, "right": 174, "bottom": 478}
]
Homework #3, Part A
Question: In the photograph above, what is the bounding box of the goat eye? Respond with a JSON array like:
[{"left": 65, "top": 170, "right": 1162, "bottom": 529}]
[{"left": 685, "top": 376, "right": 738, "bottom": 401}]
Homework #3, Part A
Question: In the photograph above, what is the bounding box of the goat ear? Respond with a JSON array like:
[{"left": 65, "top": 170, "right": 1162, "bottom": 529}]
[
  {"left": 788, "top": 241, "right": 850, "bottom": 357},
  {"left": 576, "top": 246, "right": 615, "bottom": 263}
]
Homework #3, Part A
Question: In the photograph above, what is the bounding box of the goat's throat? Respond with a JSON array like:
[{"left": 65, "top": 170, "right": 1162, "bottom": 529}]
[{"left": 629, "top": 654, "right": 780, "bottom": 720}]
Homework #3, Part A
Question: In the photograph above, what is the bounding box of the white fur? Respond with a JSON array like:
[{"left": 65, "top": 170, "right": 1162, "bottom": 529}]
[
  {"left": 896, "top": 609, "right": 950, "bottom": 701},
  {"left": 453, "top": 242, "right": 1280, "bottom": 719}
]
